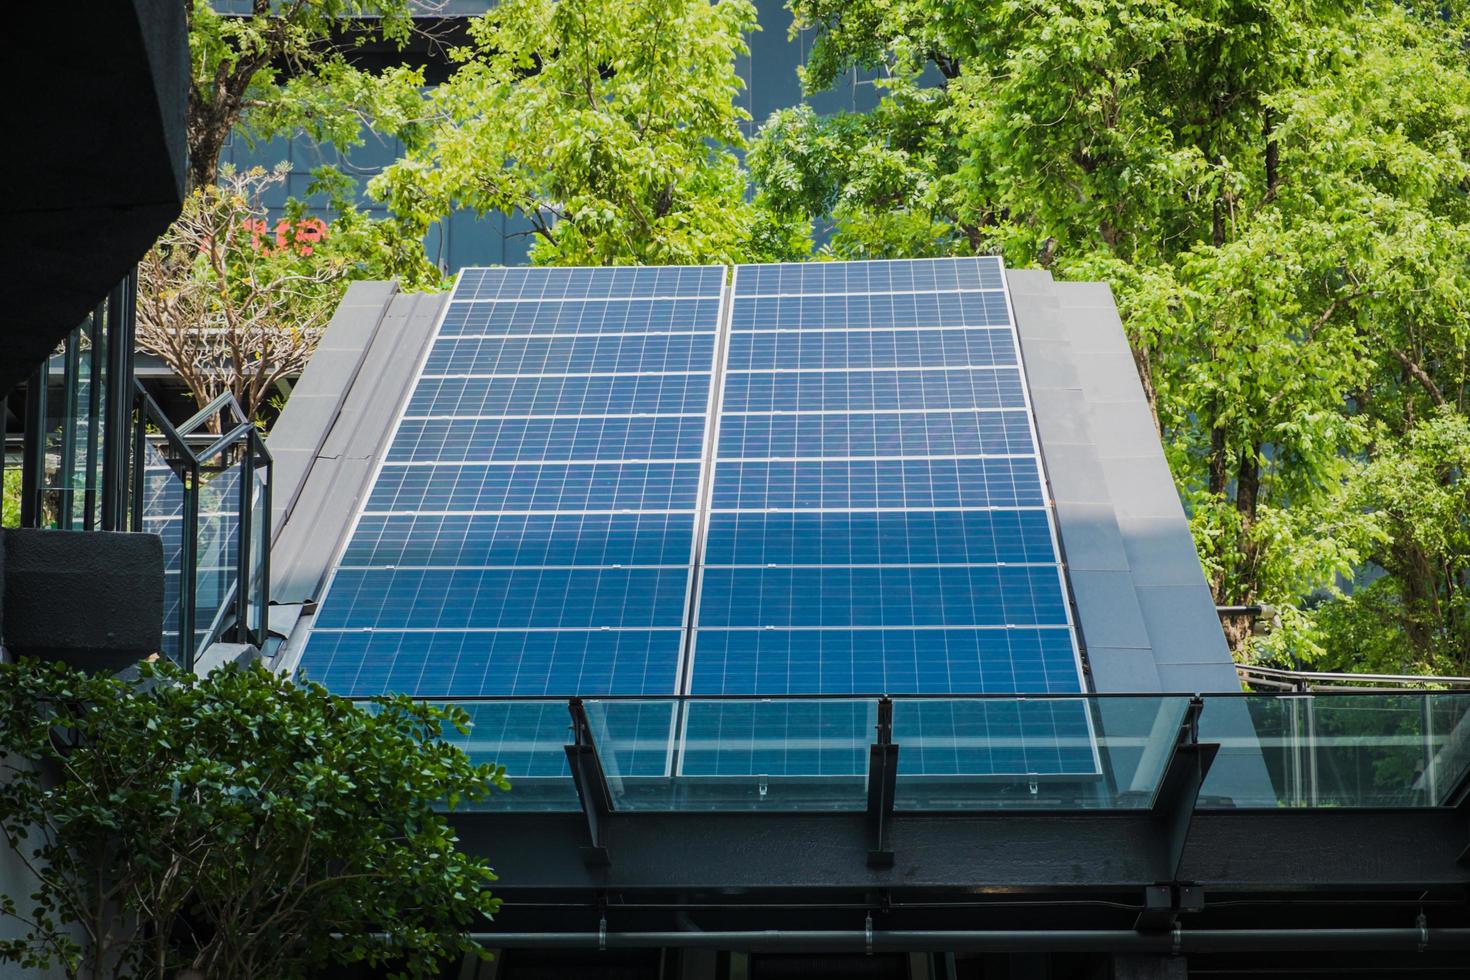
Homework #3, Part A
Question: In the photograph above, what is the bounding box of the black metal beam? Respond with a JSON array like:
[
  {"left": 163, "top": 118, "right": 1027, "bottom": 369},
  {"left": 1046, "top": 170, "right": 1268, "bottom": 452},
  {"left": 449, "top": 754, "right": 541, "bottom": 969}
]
[
  {"left": 1136, "top": 697, "right": 1219, "bottom": 930},
  {"left": 101, "top": 271, "right": 137, "bottom": 531},
  {"left": 565, "top": 698, "right": 614, "bottom": 868},
  {"left": 452, "top": 807, "right": 1470, "bottom": 895},
  {"left": 867, "top": 697, "right": 898, "bottom": 868}
]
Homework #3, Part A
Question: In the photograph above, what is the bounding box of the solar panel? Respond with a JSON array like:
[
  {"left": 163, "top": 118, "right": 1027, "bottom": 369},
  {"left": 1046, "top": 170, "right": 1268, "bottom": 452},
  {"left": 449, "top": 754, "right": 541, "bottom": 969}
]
[
  {"left": 296, "top": 258, "right": 1088, "bottom": 781},
  {"left": 298, "top": 266, "right": 726, "bottom": 729},
  {"left": 685, "top": 257, "right": 1086, "bottom": 776}
]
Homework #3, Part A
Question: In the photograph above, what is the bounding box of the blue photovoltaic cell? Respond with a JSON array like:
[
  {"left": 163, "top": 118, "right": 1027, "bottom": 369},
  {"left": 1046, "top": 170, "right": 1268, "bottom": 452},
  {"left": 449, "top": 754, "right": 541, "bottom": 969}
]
[
  {"left": 441, "top": 298, "right": 721, "bottom": 335},
  {"left": 302, "top": 630, "right": 685, "bottom": 697},
  {"left": 316, "top": 566, "right": 692, "bottom": 630},
  {"left": 725, "top": 329, "right": 1016, "bottom": 371},
  {"left": 715, "top": 410, "right": 1035, "bottom": 459},
  {"left": 424, "top": 333, "right": 717, "bottom": 376},
  {"left": 735, "top": 257, "right": 1004, "bottom": 296},
  {"left": 681, "top": 699, "right": 873, "bottom": 778},
  {"left": 696, "top": 566, "right": 1067, "bottom": 628},
  {"left": 299, "top": 265, "right": 726, "bottom": 742},
  {"left": 364, "top": 461, "right": 703, "bottom": 513},
  {"left": 721, "top": 369, "right": 1026, "bottom": 413},
  {"left": 456, "top": 264, "right": 723, "bottom": 300},
  {"left": 685, "top": 257, "right": 1085, "bottom": 777},
  {"left": 387, "top": 416, "right": 709, "bottom": 463},
  {"left": 703, "top": 510, "right": 1056, "bottom": 566},
  {"left": 730, "top": 291, "right": 1010, "bottom": 330},
  {"left": 408, "top": 374, "right": 712, "bottom": 416},
  {"left": 893, "top": 699, "right": 1095, "bottom": 776},
  {"left": 344, "top": 513, "right": 696, "bottom": 567},
  {"left": 709, "top": 459, "right": 1044, "bottom": 510},
  {"left": 689, "top": 628, "right": 1079, "bottom": 695}
]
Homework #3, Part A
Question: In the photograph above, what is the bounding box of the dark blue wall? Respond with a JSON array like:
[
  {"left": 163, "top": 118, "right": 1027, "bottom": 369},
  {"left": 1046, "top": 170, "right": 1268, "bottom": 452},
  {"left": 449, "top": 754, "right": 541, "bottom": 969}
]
[{"left": 219, "top": 0, "right": 879, "bottom": 272}]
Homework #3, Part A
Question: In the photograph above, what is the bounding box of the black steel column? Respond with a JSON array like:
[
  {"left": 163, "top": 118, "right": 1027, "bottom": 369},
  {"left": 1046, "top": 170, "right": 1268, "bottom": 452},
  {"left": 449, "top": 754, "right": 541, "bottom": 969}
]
[
  {"left": 56, "top": 327, "right": 81, "bottom": 529},
  {"left": 82, "top": 302, "right": 106, "bottom": 529},
  {"left": 20, "top": 364, "right": 46, "bottom": 528},
  {"left": 101, "top": 271, "right": 137, "bottom": 531}
]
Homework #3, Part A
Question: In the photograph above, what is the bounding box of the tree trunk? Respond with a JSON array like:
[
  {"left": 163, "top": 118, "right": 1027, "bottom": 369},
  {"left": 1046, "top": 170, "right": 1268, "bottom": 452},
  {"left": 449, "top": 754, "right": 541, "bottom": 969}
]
[
  {"left": 1131, "top": 342, "right": 1162, "bottom": 437},
  {"left": 1264, "top": 108, "right": 1280, "bottom": 199},
  {"left": 1208, "top": 423, "right": 1228, "bottom": 497}
]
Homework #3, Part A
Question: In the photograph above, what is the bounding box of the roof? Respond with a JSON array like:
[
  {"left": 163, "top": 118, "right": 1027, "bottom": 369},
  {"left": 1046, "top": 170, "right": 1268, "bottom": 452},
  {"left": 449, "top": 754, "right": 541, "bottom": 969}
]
[{"left": 267, "top": 270, "right": 1237, "bottom": 694}]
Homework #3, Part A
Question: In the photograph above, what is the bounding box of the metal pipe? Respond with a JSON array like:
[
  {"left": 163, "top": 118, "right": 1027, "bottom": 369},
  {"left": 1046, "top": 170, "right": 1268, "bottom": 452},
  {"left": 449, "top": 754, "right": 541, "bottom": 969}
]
[
  {"left": 1241, "top": 664, "right": 1470, "bottom": 687},
  {"left": 458, "top": 928, "right": 1470, "bottom": 953}
]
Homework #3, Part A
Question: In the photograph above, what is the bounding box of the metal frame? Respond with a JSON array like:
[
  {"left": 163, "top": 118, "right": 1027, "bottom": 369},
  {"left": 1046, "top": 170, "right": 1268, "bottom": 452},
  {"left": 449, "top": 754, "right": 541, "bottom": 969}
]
[
  {"left": 422, "top": 688, "right": 1470, "bottom": 936},
  {"left": 20, "top": 272, "right": 138, "bottom": 532},
  {"left": 1137, "top": 697, "right": 1217, "bottom": 931},
  {"left": 565, "top": 698, "right": 614, "bottom": 867},
  {"left": 451, "top": 803, "right": 1470, "bottom": 897},
  {"left": 55, "top": 324, "right": 82, "bottom": 528},
  {"left": 866, "top": 696, "right": 898, "bottom": 867},
  {"left": 1241, "top": 663, "right": 1470, "bottom": 691},
  {"left": 100, "top": 270, "right": 137, "bottom": 530},
  {"left": 132, "top": 383, "right": 272, "bottom": 668}
]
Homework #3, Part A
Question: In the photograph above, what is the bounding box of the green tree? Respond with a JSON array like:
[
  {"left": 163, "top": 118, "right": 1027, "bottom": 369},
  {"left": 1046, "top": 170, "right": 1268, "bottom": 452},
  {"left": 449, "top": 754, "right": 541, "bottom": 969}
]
[
  {"left": 373, "top": 0, "right": 766, "bottom": 266},
  {"left": 184, "top": 0, "right": 445, "bottom": 287},
  {"left": 750, "top": 0, "right": 1470, "bottom": 669},
  {"left": 185, "top": 0, "right": 423, "bottom": 193},
  {"left": 140, "top": 1, "right": 441, "bottom": 425},
  {"left": 137, "top": 166, "right": 352, "bottom": 420},
  {"left": 1306, "top": 411, "right": 1470, "bottom": 674},
  {"left": 0, "top": 659, "right": 505, "bottom": 980}
]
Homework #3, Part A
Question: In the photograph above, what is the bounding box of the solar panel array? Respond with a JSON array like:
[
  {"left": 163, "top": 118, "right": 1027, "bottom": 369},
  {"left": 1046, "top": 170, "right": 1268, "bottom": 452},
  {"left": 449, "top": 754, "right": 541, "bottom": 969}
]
[
  {"left": 304, "top": 266, "right": 724, "bottom": 701},
  {"left": 296, "top": 259, "right": 1089, "bottom": 777},
  {"left": 684, "top": 260, "right": 1085, "bottom": 775}
]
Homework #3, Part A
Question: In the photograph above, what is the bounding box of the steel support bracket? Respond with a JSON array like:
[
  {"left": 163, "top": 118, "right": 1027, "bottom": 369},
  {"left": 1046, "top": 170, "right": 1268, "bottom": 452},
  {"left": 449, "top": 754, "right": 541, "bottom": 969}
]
[
  {"left": 867, "top": 697, "right": 899, "bottom": 868},
  {"left": 1135, "top": 882, "right": 1205, "bottom": 933},
  {"left": 565, "top": 698, "right": 614, "bottom": 867},
  {"left": 1136, "top": 697, "right": 1217, "bottom": 932}
]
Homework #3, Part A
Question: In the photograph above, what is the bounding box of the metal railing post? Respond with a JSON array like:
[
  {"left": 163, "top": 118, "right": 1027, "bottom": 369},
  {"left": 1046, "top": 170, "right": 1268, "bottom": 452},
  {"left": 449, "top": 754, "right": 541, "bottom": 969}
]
[
  {"left": 21, "top": 364, "right": 46, "bottom": 528},
  {"left": 101, "top": 271, "right": 137, "bottom": 531},
  {"left": 130, "top": 390, "right": 146, "bottom": 532},
  {"left": 258, "top": 439, "right": 271, "bottom": 644},
  {"left": 82, "top": 305, "right": 105, "bottom": 530},
  {"left": 57, "top": 328, "right": 81, "bottom": 529},
  {"left": 180, "top": 458, "right": 200, "bottom": 669},
  {"left": 236, "top": 434, "right": 254, "bottom": 644}
]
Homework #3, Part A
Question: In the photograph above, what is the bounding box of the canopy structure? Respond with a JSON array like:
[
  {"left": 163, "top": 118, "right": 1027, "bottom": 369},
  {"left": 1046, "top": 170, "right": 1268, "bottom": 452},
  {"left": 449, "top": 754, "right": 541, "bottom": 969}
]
[{"left": 266, "top": 263, "right": 1469, "bottom": 977}]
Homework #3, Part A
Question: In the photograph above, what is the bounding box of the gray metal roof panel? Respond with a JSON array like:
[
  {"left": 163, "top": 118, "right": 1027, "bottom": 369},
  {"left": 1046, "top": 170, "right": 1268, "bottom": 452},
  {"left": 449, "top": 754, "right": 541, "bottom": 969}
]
[
  {"left": 1009, "top": 268, "right": 1239, "bottom": 693},
  {"left": 266, "top": 284, "right": 447, "bottom": 607}
]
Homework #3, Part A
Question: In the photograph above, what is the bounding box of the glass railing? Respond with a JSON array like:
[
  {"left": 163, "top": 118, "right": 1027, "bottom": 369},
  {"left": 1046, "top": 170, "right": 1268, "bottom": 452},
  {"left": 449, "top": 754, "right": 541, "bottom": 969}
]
[
  {"left": 388, "top": 692, "right": 1470, "bottom": 814},
  {"left": 1198, "top": 692, "right": 1470, "bottom": 807}
]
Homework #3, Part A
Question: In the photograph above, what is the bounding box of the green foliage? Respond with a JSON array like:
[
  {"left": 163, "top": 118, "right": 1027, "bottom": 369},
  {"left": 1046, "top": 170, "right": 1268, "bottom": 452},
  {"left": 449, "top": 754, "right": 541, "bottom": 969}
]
[
  {"left": 1311, "top": 411, "right": 1470, "bottom": 674},
  {"left": 372, "top": 0, "right": 766, "bottom": 266},
  {"left": 0, "top": 659, "right": 505, "bottom": 980},
  {"left": 185, "top": 0, "right": 422, "bottom": 189},
  {"left": 750, "top": 0, "right": 1470, "bottom": 672},
  {"left": 138, "top": 166, "right": 358, "bottom": 420},
  {"left": 181, "top": 0, "right": 441, "bottom": 289},
  {"left": 2, "top": 468, "right": 19, "bottom": 529}
]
